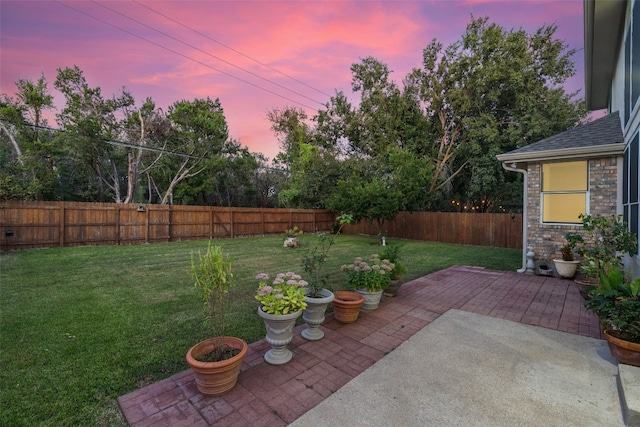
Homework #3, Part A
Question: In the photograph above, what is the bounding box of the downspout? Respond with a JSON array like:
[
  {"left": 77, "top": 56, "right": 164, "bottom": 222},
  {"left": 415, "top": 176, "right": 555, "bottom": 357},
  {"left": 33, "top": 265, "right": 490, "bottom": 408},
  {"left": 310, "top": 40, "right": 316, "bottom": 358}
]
[{"left": 501, "top": 161, "right": 528, "bottom": 273}]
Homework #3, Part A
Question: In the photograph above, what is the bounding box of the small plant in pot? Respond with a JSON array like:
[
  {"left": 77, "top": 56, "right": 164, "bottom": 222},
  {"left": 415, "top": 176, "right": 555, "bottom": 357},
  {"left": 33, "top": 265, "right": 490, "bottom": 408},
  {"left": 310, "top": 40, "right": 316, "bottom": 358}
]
[
  {"left": 255, "top": 272, "right": 307, "bottom": 364},
  {"left": 552, "top": 232, "right": 583, "bottom": 278},
  {"left": 584, "top": 267, "right": 640, "bottom": 366},
  {"left": 341, "top": 254, "right": 394, "bottom": 310},
  {"left": 300, "top": 232, "right": 335, "bottom": 340},
  {"left": 186, "top": 243, "right": 248, "bottom": 396},
  {"left": 379, "top": 245, "right": 406, "bottom": 297},
  {"left": 283, "top": 226, "right": 303, "bottom": 248}
]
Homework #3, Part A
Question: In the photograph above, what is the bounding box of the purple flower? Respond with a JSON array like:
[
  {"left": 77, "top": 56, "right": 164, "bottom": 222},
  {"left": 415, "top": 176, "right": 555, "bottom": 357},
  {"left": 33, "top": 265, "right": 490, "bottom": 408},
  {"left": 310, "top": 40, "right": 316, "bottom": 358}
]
[
  {"left": 275, "top": 294, "right": 284, "bottom": 300},
  {"left": 255, "top": 273, "right": 269, "bottom": 280}
]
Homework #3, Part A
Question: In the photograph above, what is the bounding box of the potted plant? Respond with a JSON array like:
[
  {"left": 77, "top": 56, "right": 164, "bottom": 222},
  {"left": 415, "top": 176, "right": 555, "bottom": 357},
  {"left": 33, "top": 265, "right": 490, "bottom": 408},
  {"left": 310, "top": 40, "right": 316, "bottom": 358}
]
[
  {"left": 380, "top": 245, "right": 406, "bottom": 297},
  {"left": 574, "top": 214, "right": 637, "bottom": 292},
  {"left": 341, "top": 254, "right": 394, "bottom": 310},
  {"left": 186, "top": 243, "right": 248, "bottom": 396},
  {"left": 283, "top": 226, "right": 303, "bottom": 248},
  {"left": 332, "top": 290, "right": 365, "bottom": 323},
  {"left": 255, "top": 271, "right": 307, "bottom": 365},
  {"left": 553, "top": 232, "right": 583, "bottom": 278},
  {"left": 300, "top": 232, "right": 335, "bottom": 340},
  {"left": 584, "top": 267, "right": 640, "bottom": 367}
]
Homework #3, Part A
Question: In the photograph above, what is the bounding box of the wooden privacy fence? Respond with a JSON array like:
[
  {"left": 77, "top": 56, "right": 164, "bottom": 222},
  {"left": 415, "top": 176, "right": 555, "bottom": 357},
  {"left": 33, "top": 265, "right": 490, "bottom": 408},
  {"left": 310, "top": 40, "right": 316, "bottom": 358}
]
[
  {"left": 0, "top": 201, "right": 335, "bottom": 251},
  {"left": 344, "top": 211, "right": 523, "bottom": 250},
  {"left": 0, "top": 201, "right": 523, "bottom": 251}
]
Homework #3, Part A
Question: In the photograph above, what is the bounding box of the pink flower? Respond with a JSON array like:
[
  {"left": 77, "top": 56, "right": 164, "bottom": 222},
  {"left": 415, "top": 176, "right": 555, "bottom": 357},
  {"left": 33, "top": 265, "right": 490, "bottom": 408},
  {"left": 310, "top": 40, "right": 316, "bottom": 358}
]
[{"left": 255, "top": 273, "right": 269, "bottom": 280}]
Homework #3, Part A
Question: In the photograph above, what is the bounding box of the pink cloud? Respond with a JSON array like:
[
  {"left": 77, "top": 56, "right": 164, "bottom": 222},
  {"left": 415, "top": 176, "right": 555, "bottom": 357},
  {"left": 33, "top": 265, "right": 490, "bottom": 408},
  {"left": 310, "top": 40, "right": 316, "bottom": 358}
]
[{"left": 1, "top": 0, "right": 585, "bottom": 163}]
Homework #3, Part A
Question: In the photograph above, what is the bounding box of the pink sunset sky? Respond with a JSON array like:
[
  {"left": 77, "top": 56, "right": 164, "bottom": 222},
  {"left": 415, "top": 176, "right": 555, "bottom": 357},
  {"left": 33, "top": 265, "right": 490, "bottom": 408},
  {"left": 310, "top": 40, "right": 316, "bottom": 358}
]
[{"left": 1, "top": 0, "right": 590, "bottom": 162}]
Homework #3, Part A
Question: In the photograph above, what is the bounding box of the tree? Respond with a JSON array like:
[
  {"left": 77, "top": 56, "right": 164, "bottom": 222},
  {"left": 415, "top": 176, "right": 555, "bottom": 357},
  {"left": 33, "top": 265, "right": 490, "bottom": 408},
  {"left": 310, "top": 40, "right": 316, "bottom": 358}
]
[
  {"left": 158, "top": 97, "right": 229, "bottom": 204},
  {"left": 405, "top": 16, "right": 586, "bottom": 210},
  {"left": 119, "top": 98, "right": 171, "bottom": 203},
  {"left": 268, "top": 106, "right": 341, "bottom": 208},
  {"left": 54, "top": 65, "right": 135, "bottom": 202},
  {"left": 329, "top": 147, "right": 432, "bottom": 241},
  {"left": 0, "top": 75, "right": 58, "bottom": 200}
]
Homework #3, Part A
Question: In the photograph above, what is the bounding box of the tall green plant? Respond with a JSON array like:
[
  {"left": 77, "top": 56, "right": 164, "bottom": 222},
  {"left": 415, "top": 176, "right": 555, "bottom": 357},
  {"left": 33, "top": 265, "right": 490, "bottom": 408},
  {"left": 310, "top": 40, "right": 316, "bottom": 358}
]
[
  {"left": 191, "top": 242, "right": 234, "bottom": 360},
  {"left": 301, "top": 232, "right": 335, "bottom": 297},
  {"left": 577, "top": 214, "right": 638, "bottom": 280}
]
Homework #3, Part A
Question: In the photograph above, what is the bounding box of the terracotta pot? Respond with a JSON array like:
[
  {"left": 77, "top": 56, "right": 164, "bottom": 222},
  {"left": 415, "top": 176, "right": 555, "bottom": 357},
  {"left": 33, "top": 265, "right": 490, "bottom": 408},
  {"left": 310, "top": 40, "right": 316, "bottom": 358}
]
[
  {"left": 302, "top": 289, "right": 334, "bottom": 341},
  {"left": 332, "top": 291, "right": 364, "bottom": 323},
  {"left": 553, "top": 259, "right": 580, "bottom": 278},
  {"left": 257, "top": 307, "right": 302, "bottom": 365},
  {"left": 186, "top": 336, "right": 248, "bottom": 396},
  {"left": 604, "top": 329, "right": 640, "bottom": 367}
]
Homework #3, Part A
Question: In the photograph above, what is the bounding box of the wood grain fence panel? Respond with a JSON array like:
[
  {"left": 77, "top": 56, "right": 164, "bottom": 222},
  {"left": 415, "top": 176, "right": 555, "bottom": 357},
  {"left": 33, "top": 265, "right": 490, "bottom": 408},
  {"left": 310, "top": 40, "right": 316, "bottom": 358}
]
[{"left": 0, "top": 201, "right": 522, "bottom": 250}]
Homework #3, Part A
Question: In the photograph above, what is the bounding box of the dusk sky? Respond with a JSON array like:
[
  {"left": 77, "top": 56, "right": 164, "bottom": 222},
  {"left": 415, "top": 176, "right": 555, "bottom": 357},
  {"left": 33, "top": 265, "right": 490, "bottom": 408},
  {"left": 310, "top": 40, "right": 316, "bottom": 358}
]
[{"left": 1, "top": 0, "right": 590, "bottom": 161}]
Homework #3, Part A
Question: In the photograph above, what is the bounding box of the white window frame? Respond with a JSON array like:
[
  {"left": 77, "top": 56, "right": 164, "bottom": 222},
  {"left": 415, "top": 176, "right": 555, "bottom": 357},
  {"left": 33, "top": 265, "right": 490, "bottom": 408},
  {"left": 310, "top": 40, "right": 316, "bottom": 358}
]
[{"left": 540, "top": 161, "right": 590, "bottom": 225}]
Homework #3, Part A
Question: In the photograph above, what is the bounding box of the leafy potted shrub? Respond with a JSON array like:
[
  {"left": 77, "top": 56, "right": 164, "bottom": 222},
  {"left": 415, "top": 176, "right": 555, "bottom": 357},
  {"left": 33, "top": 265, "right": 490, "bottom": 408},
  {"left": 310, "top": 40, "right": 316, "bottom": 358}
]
[
  {"left": 380, "top": 245, "right": 406, "bottom": 297},
  {"left": 553, "top": 232, "right": 583, "bottom": 278},
  {"left": 584, "top": 267, "right": 640, "bottom": 367},
  {"left": 341, "top": 254, "right": 394, "bottom": 310},
  {"left": 300, "top": 232, "right": 335, "bottom": 340},
  {"left": 186, "top": 243, "right": 248, "bottom": 396},
  {"left": 575, "top": 214, "right": 637, "bottom": 293},
  {"left": 255, "top": 272, "right": 307, "bottom": 365},
  {"left": 283, "top": 226, "right": 303, "bottom": 248}
]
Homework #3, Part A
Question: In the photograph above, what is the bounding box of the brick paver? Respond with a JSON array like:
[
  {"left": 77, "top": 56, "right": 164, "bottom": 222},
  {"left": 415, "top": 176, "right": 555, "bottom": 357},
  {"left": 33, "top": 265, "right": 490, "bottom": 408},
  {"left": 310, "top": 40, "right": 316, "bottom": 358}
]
[{"left": 117, "top": 266, "right": 602, "bottom": 426}]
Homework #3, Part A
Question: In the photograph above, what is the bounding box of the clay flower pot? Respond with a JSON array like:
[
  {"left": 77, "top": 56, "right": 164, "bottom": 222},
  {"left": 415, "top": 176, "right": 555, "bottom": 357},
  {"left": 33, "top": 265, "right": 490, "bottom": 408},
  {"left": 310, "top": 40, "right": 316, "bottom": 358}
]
[
  {"left": 186, "top": 336, "right": 248, "bottom": 396},
  {"left": 604, "top": 330, "right": 640, "bottom": 367},
  {"left": 552, "top": 259, "right": 580, "bottom": 278},
  {"left": 332, "top": 291, "right": 364, "bottom": 323}
]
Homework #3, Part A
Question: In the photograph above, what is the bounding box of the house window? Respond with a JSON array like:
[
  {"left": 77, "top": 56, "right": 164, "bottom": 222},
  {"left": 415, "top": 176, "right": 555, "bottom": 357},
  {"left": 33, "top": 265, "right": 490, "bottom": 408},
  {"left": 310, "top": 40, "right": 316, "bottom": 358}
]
[{"left": 541, "top": 161, "right": 588, "bottom": 223}]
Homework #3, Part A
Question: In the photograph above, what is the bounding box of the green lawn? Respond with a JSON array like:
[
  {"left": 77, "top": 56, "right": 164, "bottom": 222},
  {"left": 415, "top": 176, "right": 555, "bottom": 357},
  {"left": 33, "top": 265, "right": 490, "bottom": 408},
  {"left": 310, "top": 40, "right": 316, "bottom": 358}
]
[{"left": 0, "top": 234, "right": 520, "bottom": 426}]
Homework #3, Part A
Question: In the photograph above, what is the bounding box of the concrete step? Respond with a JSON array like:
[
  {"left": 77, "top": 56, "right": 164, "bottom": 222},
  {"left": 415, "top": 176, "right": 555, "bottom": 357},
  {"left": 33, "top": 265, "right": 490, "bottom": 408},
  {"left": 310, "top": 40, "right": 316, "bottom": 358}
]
[{"left": 619, "top": 364, "right": 640, "bottom": 426}]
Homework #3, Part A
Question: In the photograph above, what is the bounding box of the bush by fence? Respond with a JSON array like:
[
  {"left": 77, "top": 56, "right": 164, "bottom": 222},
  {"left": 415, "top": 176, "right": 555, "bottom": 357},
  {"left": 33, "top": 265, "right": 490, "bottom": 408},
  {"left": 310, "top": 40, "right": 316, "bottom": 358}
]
[{"left": 0, "top": 201, "right": 523, "bottom": 251}]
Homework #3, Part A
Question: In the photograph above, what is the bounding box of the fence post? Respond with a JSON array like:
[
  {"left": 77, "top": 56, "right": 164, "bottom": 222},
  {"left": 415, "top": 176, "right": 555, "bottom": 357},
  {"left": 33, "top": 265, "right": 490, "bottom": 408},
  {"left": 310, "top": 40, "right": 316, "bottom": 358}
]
[
  {"left": 145, "top": 206, "right": 150, "bottom": 244},
  {"left": 210, "top": 207, "right": 214, "bottom": 239},
  {"left": 115, "top": 205, "right": 120, "bottom": 245},
  {"left": 59, "top": 204, "right": 65, "bottom": 248},
  {"left": 230, "top": 208, "right": 234, "bottom": 238}
]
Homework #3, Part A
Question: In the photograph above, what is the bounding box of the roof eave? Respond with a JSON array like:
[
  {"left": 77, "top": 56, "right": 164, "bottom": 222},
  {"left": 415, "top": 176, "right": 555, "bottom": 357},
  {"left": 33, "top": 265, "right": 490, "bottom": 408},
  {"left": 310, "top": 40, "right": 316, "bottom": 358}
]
[
  {"left": 584, "top": 0, "right": 627, "bottom": 111},
  {"left": 496, "top": 143, "right": 626, "bottom": 164}
]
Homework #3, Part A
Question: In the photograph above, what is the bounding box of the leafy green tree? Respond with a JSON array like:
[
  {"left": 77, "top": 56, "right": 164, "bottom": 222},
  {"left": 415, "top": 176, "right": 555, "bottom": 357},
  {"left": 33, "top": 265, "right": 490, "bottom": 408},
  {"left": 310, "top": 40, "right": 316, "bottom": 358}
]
[
  {"left": 157, "top": 97, "right": 229, "bottom": 204},
  {"left": 54, "top": 65, "right": 135, "bottom": 202},
  {"left": 329, "top": 147, "right": 432, "bottom": 240},
  {"left": 268, "top": 106, "right": 341, "bottom": 208},
  {"left": 0, "top": 75, "right": 59, "bottom": 200},
  {"left": 406, "top": 16, "right": 586, "bottom": 210}
]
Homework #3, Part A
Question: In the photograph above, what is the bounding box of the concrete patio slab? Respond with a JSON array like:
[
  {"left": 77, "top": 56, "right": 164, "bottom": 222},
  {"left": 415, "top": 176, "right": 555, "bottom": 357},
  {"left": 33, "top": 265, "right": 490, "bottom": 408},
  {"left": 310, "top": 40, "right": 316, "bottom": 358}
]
[{"left": 290, "top": 309, "right": 623, "bottom": 427}]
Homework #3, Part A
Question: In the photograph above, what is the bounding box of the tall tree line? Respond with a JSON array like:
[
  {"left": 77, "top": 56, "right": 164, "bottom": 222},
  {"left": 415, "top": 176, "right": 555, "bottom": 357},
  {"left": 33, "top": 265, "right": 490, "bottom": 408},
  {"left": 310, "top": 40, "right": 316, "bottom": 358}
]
[
  {"left": 0, "top": 66, "right": 277, "bottom": 206},
  {"left": 269, "top": 17, "right": 586, "bottom": 228},
  {"left": 1, "top": 17, "right": 586, "bottom": 215}
]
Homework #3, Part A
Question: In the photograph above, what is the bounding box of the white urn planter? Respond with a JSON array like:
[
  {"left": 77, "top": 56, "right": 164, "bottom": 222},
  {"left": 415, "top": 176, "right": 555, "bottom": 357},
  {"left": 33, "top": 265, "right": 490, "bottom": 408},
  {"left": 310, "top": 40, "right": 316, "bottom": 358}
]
[
  {"left": 257, "top": 307, "right": 302, "bottom": 365},
  {"left": 553, "top": 259, "right": 580, "bottom": 278},
  {"left": 302, "top": 289, "right": 334, "bottom": 341},
  {"left": 356, "top": 289, "right": 383, "bottom": 310}
]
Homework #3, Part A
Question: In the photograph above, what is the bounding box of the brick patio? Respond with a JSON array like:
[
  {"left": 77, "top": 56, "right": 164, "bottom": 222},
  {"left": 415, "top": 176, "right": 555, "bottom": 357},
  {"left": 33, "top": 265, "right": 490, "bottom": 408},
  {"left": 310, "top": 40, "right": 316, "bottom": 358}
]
[{"left": 117, "top": 265, "right": 602, "bottom": 426}]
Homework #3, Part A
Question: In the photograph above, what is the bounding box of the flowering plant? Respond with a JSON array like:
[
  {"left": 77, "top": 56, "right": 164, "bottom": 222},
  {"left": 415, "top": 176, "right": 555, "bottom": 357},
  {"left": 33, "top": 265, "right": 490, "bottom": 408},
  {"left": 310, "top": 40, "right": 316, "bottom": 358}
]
[
  {"left": 255, "top": 272, "right": 308, "bottom": 315},
  {"left": 341, "top": 254, "right": 394, "bottom": 292}
]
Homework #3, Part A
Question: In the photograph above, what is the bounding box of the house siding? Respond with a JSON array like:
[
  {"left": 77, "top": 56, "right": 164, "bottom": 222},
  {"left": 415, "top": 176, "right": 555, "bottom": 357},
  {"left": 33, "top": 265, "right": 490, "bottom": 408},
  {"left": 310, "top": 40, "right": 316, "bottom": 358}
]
[
  {"left": 526, "top": 157, "right": 619, "bottom": 262},
  {"left": 609, "top": 0, "right": 640, "bottom": 277}
]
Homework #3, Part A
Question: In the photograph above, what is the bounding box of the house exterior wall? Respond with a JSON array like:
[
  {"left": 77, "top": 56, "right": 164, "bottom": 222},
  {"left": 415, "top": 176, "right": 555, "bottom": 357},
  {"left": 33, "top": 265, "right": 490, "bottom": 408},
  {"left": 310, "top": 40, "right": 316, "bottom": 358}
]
[
  {"left": 526, "top": 157, "right": 620, "bottom": 262},
  {"left": 607, "top": 1, "right": 640, "bottom": 278}
]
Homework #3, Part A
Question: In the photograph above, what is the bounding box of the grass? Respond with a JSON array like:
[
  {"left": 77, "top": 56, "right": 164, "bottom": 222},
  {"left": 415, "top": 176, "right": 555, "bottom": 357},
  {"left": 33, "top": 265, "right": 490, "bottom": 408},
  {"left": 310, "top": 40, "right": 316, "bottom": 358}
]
[{"left": 0, "top": 234, "right": 521, "bottom": 426}]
